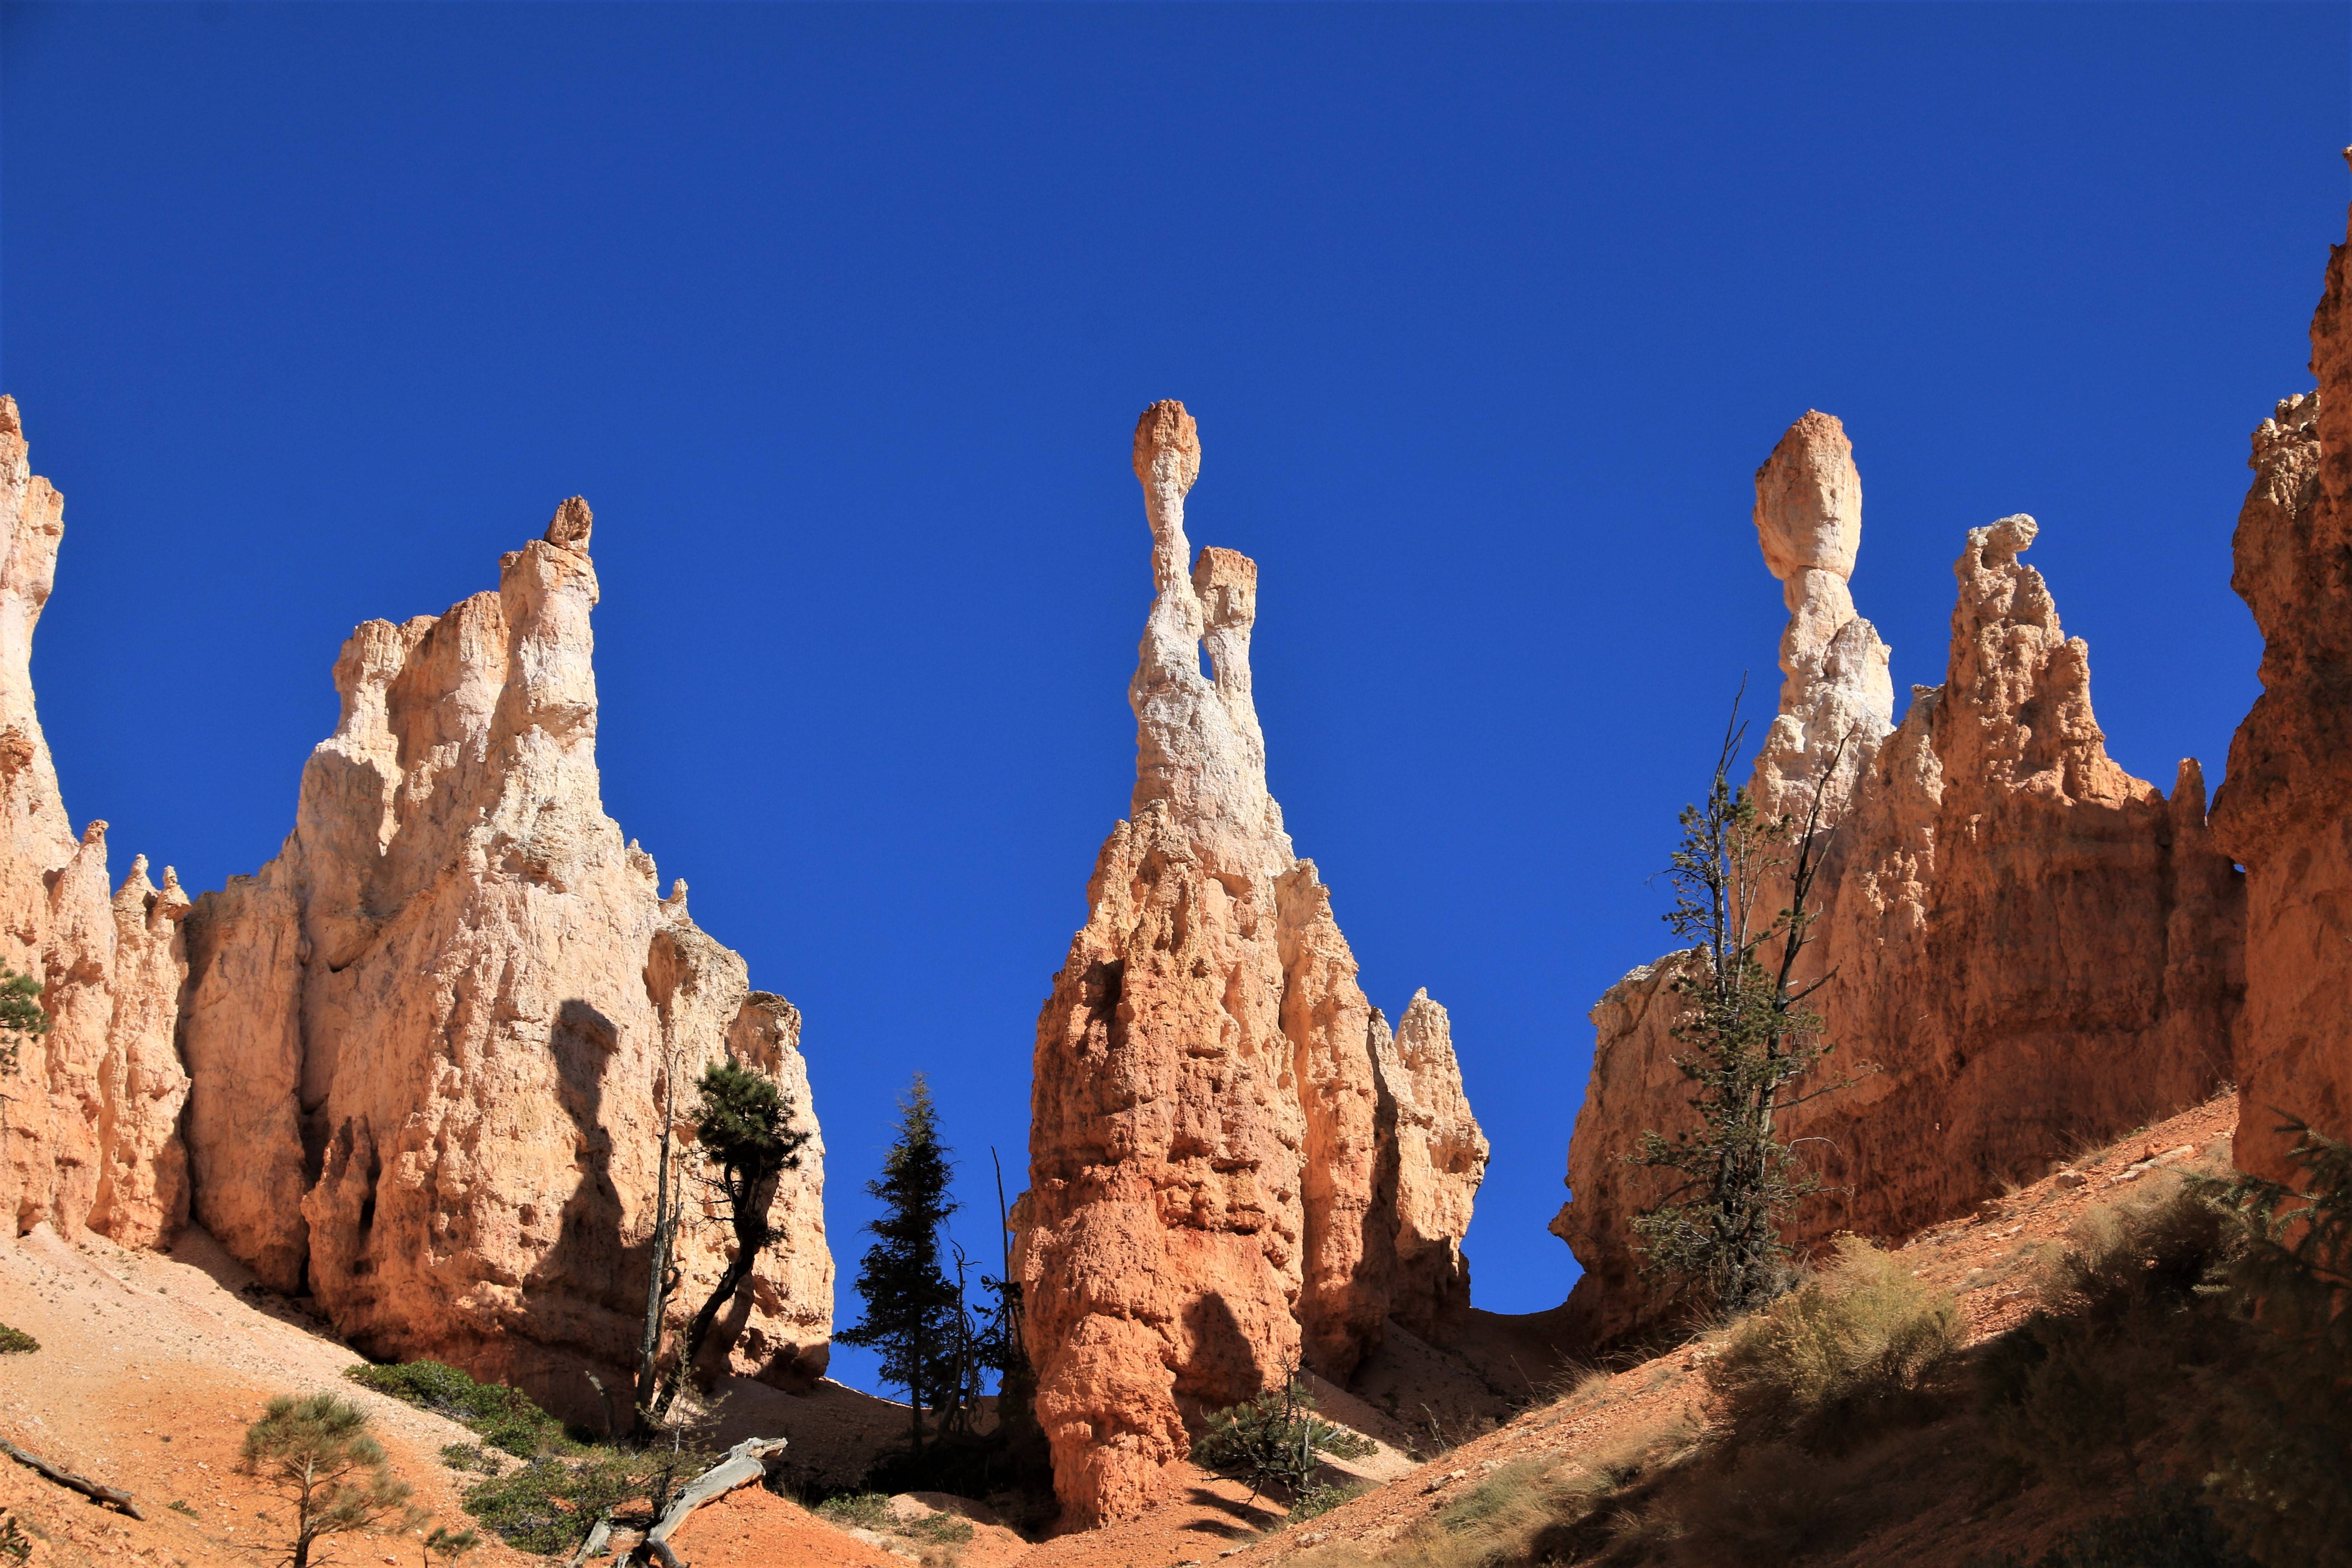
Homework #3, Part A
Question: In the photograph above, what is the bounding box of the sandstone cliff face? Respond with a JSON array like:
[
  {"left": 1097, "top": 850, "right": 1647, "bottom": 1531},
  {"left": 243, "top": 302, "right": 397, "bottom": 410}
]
[
  {"left": 2211, "top": 192, "right": 2352, "bottom": 1187},
  {"left": 0, "top": 397, "right": 192, "bottom": 1250},
  {"left": 178, "top": 500, "right": 830, "bottom": 1422},
  {"left": 1555, "top": 412, "right": 2242, "bottom": 1347},
  {"left": 1015, "top": 402, "right": 1487, "bottom": 1526}
]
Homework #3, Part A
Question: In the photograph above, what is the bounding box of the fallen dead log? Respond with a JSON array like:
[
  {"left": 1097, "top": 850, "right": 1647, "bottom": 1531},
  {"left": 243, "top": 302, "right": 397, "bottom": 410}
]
[
  {"left": 0, "top": 1436, "right": 145, "bottom": 1520},
  {"left": 635, "top": 1436, "right": 786, "bottom": 1568}
]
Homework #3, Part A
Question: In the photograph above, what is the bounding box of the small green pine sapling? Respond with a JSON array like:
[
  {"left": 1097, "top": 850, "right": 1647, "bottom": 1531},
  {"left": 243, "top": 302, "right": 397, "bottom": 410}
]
[{"left": 240, "top": 1393, "right": 426, "bottom": 1568}]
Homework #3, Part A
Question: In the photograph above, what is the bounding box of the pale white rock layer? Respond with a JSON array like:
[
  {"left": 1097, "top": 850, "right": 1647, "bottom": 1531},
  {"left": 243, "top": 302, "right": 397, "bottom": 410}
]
[{"left": 1749, "top": 410, "right": 1894, "bottom": 827}]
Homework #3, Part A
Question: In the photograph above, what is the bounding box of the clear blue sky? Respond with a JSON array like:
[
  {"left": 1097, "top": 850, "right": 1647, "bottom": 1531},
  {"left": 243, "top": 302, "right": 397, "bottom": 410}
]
[{"left": 2, "top": 3, "right": 2344, "bottom": 1398}]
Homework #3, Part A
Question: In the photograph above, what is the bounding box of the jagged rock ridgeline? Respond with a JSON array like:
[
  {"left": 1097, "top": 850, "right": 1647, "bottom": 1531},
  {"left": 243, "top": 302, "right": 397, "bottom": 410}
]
[
  {"left": 168, "top": 495, "right": 830, "bottom": 1422},
  {"left": 0, "top": 396, "right": 193, "bottom": 1248},
  {"left": 1013, "top": 401, "right": 1488, "bottom": 1526},
  {"left": 1555, "top": 410, "right": 2243, "bottom": 1347},
  {"left": 2211, "top": 182, "right": 2352, "bottom": 1189}
]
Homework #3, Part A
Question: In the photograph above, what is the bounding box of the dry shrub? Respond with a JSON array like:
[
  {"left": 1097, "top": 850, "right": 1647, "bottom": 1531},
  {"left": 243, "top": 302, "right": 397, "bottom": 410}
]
[
  {"left": 1704, "top": 1236, "right": 1963, "bottom": 1455},
  {"left": 2037, "top": 1175, "right": 2231, "bottom": 1327},
  {"left": 1978, "top": 1180, "right": 2239, "bottom": 1494}
]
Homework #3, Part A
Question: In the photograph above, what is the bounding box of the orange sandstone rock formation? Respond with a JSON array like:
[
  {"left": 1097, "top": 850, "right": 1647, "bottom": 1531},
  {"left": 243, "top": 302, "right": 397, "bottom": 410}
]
[
  {"left": 1372, "top": 991, "right": 1488, "bottom": 1345},
  {"left": 1555, "top": 411, "right": 2242, "bottom": 1347},
  {"left": 1014, "top": 402, "right": 1487, "bottom": 1526},
  {"left": 0, "top": 396, "right": 192, "bottom": 1248},
  {"left": 177, "top": 499, "right": 830, "bottom": 1422},
  {"left": 2211, "top": 187, "right": 2352, "bottom": 1187}
]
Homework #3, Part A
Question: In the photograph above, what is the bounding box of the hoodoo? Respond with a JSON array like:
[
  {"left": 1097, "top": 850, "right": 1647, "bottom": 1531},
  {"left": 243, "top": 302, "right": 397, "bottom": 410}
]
[
  {"left": 1555, "top": 410, "right": 2244, "bottom": 1347},
  {"left": 1014, "top": 402, "right": 1488, "bottom": 1526},
  {"left": 0, "top": 395, "right": 193, "bottom": 1249},
  {"left": 2212, "top": 180, "right": 2352, "bottom": 1189},
  {"left": 176, "top": 497, "right": 830, "bottom": 1423}
]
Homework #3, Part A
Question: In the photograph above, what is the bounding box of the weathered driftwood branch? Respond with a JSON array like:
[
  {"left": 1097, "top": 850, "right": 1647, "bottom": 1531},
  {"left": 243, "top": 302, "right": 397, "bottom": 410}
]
[
  {"left": 634, "top": 1436, "right": 786, "bottom": 1568},
  {"left": 565, "top": 1513, "right": 614, "bottom": 1568},
  {"left": 1, "top": 1436, "right": 145, "bottom": 1519}
]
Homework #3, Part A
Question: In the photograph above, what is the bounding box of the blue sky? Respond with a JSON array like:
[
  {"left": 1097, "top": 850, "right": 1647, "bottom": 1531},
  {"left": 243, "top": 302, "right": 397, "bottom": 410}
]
[{"left": 2, "top": 3, "right": 2344, "bottom": 1397}]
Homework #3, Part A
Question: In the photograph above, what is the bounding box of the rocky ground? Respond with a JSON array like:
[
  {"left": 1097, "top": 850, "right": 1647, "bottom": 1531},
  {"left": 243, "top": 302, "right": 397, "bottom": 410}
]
[{"left": 1, "top": 1092, "right": 2236, "bottom": 1568}]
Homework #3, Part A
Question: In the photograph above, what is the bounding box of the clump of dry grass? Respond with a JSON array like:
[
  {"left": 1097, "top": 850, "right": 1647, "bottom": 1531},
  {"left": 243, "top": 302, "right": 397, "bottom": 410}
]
[{"left": 1704, "top": 1235, "right": 1964, "bottom": 1456}]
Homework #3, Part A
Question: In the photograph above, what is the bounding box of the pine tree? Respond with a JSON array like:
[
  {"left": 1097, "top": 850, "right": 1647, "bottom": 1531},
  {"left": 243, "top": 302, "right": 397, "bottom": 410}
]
[
  {"left": 651, "top": 1058, "right": 808, "bottom": 1422},
  {"left": 239, "top": 1393, "right": 424, "bottom": 1568},
  {"left": 1628, "top": 696, "right": 1866, "bottom": 1319},
  {"left": 838, "top": 1074, "right": 961, "bottom": 1454}
]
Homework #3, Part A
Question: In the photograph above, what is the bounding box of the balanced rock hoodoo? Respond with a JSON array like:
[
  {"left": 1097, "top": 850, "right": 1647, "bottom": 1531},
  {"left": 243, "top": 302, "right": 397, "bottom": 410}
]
[
  {"left": 0, "top": 396, "right": 193, "bottom": 1249},
  {"left": 1014, "top": 402, "right": 1488, "bottom": 1526},
  {"left": 177, "top": 498, "right": 830, "bottom": 1421},
  {"left": 1554, "top": 410, "right": 2244, "bottom": 1347}
]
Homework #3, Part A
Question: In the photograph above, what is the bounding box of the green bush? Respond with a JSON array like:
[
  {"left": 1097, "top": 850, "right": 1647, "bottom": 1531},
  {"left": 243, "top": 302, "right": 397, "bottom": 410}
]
[
  {"left": 438, "top": 1443, "right": 498, "bottom": 1474},
  {"left": 0, "top": 1324, "right": 38, "bottom": 1355},
  {"left": 1289, "top": 1481, "right": 1362, "bottom": 1523},
  {"left": 0, "top": 1513, "right": 29, "bottom": 1565},
  {"left": 2040, "top": 1179, "right": 2234, "bottom": 1327},
  {"left": 459, "top": 1452, "right": 646, "bottom": 1555},
  {"left": 903, "top": 1512, "right": 974, "bottom": 1545},
  {"left": 1192, "top": 1376, "right": 1378, "bottom": 1498},
  {"left": 814, "top": 1492, "right": 895, "bottom": 1531},
  {"left": 345, "top": 1360, "right": 568, "bottom": 1458},
  {"left": 1705, "top": 1236, "right": 1963, "bottom": 1455}
]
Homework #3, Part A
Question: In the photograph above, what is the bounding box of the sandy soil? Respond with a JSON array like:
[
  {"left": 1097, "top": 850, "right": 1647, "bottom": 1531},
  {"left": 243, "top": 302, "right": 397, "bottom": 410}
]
[
  {"left": 1, "top": 1092, "right": 2240, "bottom": 1568},
  {"left": 0, "top": 1224, "right": 537, "bottom": 1568}
]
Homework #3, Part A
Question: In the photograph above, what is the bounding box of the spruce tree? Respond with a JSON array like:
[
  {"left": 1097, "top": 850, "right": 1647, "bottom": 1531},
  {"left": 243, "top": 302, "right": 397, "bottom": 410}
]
[{"left": 838, "top": 1074, "right": 960, "bottom": 1453}]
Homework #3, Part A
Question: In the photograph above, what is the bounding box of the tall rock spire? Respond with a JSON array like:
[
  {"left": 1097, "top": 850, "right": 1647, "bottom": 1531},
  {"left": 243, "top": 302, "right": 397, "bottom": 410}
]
[
  {"left": 1015, "top": 402, "right": 1485, "bottom": 1527},
  {"left": 0, "top": 396, "right": 192, "bottom": 1248},
  {"left": 1748, "top": 410, "right": 1893, "bottom": 825}
]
